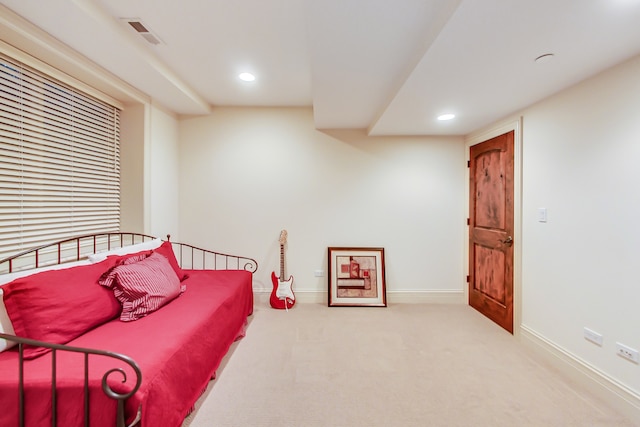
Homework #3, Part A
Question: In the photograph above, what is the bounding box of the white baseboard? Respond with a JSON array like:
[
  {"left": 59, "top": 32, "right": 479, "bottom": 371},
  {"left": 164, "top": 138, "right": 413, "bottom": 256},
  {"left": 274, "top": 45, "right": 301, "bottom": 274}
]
[
  {"left": 520, "top": 325, "right": 640, "bottom": 423},
  {"left": 253, "top": 290, "right": 465, "bottom": 305},
  {"left": 253, "top": 290, "right": 326, "bottom": 304},
  {"left": 387, "top": 290, "right": 465, "bottom": 304}
]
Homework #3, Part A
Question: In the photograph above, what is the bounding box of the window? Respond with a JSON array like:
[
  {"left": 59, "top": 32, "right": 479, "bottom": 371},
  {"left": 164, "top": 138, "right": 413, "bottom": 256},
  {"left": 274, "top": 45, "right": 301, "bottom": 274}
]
[{"left": 0, "top": 52, "right": 120, "bottom": 260}]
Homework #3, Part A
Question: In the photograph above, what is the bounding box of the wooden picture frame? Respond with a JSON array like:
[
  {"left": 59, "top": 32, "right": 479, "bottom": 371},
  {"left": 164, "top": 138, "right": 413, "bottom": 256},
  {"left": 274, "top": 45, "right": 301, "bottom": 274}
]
[{"left": 327, "top": 247, "right": 386, "bottom": 307}]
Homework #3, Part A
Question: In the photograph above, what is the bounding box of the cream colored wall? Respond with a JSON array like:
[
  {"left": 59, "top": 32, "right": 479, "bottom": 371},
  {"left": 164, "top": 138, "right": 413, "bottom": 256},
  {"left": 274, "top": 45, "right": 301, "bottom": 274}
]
[
  {"left": 147, "top": 104, "right": 181, "bottom": 239},
  {"left": 119, "top": 103, "right": 146, "bottom": 233},
  {"left": 119, "top": 103, "right": 180, "bottom": 238},
  {"left": 476, "top": 53, "right": 640, "bottom": 412},
  {"left": 178, "top": 107, "right": 466, "bottom": 302}
]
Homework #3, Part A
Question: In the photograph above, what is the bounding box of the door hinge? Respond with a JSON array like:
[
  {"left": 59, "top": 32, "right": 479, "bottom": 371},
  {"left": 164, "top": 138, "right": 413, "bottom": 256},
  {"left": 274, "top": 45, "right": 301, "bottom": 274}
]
[
  {"left": 467, "top": 160, "right": 470, "bottom": 168},
  {"left": 466, "top": 218, "right": 470, "bottom": 225},
  {"left": 466, "top": 275, "right": 470, "bottom": 283}
]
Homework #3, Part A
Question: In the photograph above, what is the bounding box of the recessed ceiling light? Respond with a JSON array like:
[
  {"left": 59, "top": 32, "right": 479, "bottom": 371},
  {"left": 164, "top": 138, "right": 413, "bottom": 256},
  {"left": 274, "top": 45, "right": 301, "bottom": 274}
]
[
  {"left": 535, "top": 53, "right": 555, "bottom": 64},
  {"left": 437, "top": 113, "right": 455, "bottom": 121},
  {"left": 238, "top": 72, "right": 255, "bottom": 82}
]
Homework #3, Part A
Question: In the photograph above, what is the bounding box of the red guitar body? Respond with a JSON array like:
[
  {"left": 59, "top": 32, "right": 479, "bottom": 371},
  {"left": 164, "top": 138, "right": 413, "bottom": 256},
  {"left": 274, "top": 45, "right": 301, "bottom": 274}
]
[
  {"left": 270, "top": 230, "right": 295, "bottom": 310},
  {"left": 270, "top": 271, "right": 295, "bottom": 310}
]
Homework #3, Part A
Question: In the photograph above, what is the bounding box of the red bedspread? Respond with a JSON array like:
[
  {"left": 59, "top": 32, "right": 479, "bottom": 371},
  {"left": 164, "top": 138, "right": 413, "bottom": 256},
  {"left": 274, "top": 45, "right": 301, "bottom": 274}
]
[{"left": 0, "top": 269, "right": 253, "bottom": 427}]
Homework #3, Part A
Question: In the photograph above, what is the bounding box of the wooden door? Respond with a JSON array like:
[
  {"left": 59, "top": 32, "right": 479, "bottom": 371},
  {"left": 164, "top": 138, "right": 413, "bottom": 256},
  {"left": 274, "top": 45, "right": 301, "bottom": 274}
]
[{"left": 469, "top": 131, "right": 514, "bottom": 333}]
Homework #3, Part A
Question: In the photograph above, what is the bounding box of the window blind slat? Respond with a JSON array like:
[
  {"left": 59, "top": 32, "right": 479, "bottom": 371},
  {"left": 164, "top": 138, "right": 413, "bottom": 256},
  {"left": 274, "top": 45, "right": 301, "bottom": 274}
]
[{"left": 0, "top": 52, "right": 121, "bottom": 259}]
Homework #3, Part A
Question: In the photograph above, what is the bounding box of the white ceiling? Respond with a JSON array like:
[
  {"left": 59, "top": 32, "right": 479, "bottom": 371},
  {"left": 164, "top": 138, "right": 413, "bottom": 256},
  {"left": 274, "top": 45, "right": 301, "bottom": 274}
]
[{"left": 2, "top": 0, "right": 640, "bottom": 135}]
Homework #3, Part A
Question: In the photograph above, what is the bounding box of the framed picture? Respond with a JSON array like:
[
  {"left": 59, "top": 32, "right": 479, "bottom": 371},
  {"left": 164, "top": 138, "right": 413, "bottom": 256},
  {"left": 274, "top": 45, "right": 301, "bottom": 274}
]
[{"left": 327, "top": 247, "right": 386, "bottom": 307}]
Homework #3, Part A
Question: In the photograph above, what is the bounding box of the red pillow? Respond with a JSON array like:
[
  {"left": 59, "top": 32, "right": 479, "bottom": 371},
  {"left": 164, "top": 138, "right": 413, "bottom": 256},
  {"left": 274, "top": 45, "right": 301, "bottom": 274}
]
[
  {"left": 2, "top": 258, "right": 121, "bottom": 359},
  {"left": 99, "top": 252, "right": 185, "bottom": 322},
  {"left": 98, "top": 241, "right": 186, "bottom": 281},
  {"left": 98, "top": 251, "right": 153, "bottom": 286},
  {"left": 153, "top": 241, "right": 188, "bottom": 281}
]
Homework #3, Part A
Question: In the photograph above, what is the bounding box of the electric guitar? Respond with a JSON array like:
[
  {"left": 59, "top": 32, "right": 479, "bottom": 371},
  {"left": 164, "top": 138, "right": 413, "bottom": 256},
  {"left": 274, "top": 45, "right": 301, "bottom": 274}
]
[{"left": 270, "top": 230, "right": 295, "bottom": 310}]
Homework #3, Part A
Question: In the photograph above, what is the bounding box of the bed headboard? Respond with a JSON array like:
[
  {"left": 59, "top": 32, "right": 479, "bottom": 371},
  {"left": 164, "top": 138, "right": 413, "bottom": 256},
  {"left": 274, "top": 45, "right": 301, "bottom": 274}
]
[
  {"left": 0, "top": 232, "right": 258, "bottom": 274},
  {"left": 166, "top": 236, "right": 258, "bottom": 273},
  {"left": 0, "top": 232, "right": 155, "bottom": 274}
]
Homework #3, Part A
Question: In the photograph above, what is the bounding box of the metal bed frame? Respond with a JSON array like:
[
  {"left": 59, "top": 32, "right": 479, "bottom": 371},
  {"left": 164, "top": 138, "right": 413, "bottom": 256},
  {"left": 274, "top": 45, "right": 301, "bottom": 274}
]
[
  {"left": 0, "top": 232, "right": 258, "bottom": 427},
  {"left": 0, "top": 232, "right": 258, "bottom": 274},
  {"left": 0, "top": 332, "right": 142, "bottom": 427}
]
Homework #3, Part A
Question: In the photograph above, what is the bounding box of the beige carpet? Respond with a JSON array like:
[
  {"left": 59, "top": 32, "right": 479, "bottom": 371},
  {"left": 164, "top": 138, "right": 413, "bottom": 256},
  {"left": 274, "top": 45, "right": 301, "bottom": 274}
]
[{"left": 183, "top": 303, "right": 638, "bottom": 427}]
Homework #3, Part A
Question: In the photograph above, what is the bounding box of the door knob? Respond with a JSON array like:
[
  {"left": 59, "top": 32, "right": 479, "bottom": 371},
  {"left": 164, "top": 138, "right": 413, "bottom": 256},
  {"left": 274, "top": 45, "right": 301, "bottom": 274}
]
[{"left": 500, "top": 236, "right": 513, "bottom": 246}]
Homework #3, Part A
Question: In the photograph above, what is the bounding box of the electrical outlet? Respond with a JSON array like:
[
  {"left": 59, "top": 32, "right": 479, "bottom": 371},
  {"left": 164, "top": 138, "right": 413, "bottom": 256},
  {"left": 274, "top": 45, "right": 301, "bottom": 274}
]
[
  {"left": 583, "top": 327, "right": 603, "bottom": 346},
  {"left": 314, "top": 269, "right": 325, "bottom": 277},
  {"left": 616, "top": 342, "right": 639, "bottom": 364}
]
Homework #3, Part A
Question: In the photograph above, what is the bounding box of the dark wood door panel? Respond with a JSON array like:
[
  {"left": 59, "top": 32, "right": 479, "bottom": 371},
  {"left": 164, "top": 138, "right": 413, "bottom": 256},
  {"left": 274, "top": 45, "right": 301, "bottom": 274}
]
[
  {"left": 472, "top": 243, "right": 506, "bottom": 305},
  {"left": 473, "top": 148, "right": 507, "bottom": 230}
]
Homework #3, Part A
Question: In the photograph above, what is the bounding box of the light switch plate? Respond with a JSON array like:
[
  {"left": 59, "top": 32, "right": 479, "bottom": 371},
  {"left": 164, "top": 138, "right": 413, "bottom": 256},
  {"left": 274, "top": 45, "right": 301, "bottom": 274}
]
[
  {"left": 584, "top": 327, "right": 603, "bottom": 346},
  {"left": 538, "top": 207, "right": 547, "bottom": 222}
]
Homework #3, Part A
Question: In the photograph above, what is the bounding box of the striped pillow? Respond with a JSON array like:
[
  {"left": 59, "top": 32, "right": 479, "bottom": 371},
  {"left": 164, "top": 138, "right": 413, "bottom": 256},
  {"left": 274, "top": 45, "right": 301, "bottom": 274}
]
[{"left": 99, "top": 252, "right": 185, "bottom": 322}]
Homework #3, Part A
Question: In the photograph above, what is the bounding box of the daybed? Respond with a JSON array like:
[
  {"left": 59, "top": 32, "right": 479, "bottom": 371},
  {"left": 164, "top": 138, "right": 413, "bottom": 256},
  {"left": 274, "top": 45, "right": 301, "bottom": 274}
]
[{"left": 0, "top": 232, "right": 257, "bottom": 427}]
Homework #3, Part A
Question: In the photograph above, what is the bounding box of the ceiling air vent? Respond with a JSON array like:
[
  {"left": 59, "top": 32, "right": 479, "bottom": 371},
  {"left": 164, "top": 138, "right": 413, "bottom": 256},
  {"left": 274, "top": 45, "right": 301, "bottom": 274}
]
[{"left": 122, "top": 18, "right": 163, "bottom": 45}]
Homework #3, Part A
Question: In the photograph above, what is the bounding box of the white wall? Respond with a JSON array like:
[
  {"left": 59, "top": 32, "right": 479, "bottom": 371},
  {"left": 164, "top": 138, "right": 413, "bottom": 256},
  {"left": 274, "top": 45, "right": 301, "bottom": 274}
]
[
  {"left": 147, "top": 104, "right": 181, "bottom": 239},
  {"left": 119, "top": 103, "right": 145, "bottom": 233},
  {"left": 120, "top": 103, "right": 180, "bottom": 238},
  {"left": 516, "top": 54, "right": 640, "bottom": 400},
  {"left": 178, "top": 107, "right": 466, "bottom": 302}
]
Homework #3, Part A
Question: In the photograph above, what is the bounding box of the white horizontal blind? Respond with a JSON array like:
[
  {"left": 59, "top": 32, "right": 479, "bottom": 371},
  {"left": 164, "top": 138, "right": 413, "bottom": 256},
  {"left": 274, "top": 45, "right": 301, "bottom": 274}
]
[{"left": 0, "top": 53, "right": 120, "bottom": 260}]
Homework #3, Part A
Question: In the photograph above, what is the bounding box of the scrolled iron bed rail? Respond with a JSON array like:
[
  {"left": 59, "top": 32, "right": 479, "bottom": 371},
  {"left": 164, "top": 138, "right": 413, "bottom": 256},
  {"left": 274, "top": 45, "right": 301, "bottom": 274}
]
[
  {"left": 0, "top": 232, "right": 156, "bottom": 274},
  {"left": 0, "top": 332, "right": 142, "bottom": 427},
  {"left": 166, "top": 235, "right": 258, "bottom": 273},
  {"left": 0, "top": 232, "right": 259, "bottom": 274}
]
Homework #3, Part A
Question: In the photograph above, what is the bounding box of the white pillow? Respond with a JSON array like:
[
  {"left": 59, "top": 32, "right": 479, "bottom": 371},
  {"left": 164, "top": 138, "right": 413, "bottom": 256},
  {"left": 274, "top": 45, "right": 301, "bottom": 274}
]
[
  {"left": 0, "top": 259, "right": 93, "bottom": 286},
  {"left": 0, "top": 258, "right": 93, "bottom": 352},
  {"left": 0, "top": 288, "right": 16, "bottom": 351},
  {"left": 87, "top": 238, "right": 163, "bottom": 263}
]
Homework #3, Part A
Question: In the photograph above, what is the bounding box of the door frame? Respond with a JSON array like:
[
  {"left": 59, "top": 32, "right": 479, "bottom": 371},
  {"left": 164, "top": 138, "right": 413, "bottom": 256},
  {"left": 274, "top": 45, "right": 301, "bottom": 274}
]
[{"left": 465, "top": 117, "right": 523, "bottom": 337}]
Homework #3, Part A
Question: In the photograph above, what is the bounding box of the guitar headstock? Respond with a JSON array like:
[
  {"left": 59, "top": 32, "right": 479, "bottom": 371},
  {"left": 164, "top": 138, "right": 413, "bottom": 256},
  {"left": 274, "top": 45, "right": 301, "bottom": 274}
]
[{"left": 279, "top": 229, "right": 288, "bottom": 245}]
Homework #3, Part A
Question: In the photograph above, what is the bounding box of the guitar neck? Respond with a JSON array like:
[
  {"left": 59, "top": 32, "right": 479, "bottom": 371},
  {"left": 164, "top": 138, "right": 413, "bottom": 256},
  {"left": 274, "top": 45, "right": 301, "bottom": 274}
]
[{"left": 280, "top": 243, "right": 285, "bottom": 278}]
